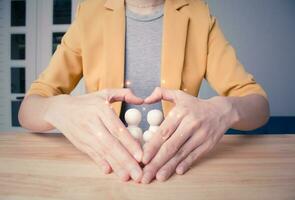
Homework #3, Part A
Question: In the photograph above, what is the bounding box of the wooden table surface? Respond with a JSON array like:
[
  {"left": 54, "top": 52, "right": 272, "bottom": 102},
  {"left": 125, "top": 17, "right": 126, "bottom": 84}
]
[{"left": 0, "top": 132, "right": 294, "bottom": 200}]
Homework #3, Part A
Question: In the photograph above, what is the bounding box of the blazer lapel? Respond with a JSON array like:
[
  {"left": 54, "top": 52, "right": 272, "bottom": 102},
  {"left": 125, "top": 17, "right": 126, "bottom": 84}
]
[
  {"left": 161, "top": 0, "right": 189, "bottom": 116},
  {"left": 103, "top": 0, "right": 126, "bottom": 116}
]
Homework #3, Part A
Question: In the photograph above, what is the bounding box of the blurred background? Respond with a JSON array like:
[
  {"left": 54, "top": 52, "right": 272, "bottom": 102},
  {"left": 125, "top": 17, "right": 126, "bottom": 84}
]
[{"left": 0, "top": 0, "right": 294, "bottom": 133}]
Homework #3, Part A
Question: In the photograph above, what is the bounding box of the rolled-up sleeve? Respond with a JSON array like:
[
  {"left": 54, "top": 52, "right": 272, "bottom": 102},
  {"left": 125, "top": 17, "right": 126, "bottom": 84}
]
[
  {"left": 205, "top": 15, "right": 268, "bottom": 99},
  {"left": 26, "top": 4, "right": 83, "bottom": 97}
]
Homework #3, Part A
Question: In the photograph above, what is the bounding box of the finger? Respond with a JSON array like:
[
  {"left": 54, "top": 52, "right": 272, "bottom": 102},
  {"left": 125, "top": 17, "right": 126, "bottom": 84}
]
[
  {"left": 88, "top": 126, "right": 130, "bottom": 181},
  {"left": 104, "top": 136, "right": 143, "bottom": 182},
  {"left": 98, "top": 106, "right": 143, "bottom": 162},
  {"left": 144, "top": 87, "right": 177, "bottom": 104},
  {"left": 62, "top": 123, "right": 113, "bottom": 175},
  {"left": 156, "top": 129, "right": 207, "bottom": 181},
  {"left": 176, "top": 141, "right": 211, "bottom": 175},
  {"left": 74, "top": 122, "right": 114, "bottom": 174},
  {"left": 87, "top": 149, "right": 112, "bottom": 174},
  {"left": 142, "top": 116, "right": 200, "bottom": 183},
  {"left": 101, "top": 88, "right": 144, "bottom": 105},
  {"left": 83, "top": 117, "right": 133, "bottom": 181},
  {"left": 142, "top": 107, "right": 185, "bottom": 164},
  {"left": 104, "top": 152, "right": 130, "bottom": 182},
  {"left": 94, "top": 117, "right": 143, "bottom": 182}
]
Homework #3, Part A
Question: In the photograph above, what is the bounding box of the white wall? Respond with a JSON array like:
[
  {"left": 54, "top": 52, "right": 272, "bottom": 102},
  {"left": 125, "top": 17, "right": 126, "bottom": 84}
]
[{"left": 199, "top": 0, "right": 295, "bottom": 116}]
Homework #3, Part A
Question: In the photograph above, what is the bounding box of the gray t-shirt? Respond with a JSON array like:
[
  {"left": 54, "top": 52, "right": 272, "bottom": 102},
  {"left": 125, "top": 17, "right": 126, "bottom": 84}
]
[{"left": 120, "top": 6, "right": 164, "bottom": 131}]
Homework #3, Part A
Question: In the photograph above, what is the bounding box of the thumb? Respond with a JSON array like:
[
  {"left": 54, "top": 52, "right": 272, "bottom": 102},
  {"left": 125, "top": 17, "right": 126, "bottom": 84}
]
[
  {"left": 144, "top": 87, "right": 176, "bottom": 104},
  {"left": 101, "top": 88, "right": 144, "bottom": 105}
]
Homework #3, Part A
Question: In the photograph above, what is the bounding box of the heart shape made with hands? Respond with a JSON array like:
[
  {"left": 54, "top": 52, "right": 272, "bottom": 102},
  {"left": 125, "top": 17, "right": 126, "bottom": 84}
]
[
  {"left": 104, "top": 87, "right": 179, "bottom": 158},
  {"left": 105, "top": 86, "right": 181, "bottom": 147}
]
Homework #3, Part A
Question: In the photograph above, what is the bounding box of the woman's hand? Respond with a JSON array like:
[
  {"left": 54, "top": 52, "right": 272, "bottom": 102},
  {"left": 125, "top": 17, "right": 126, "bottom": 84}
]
[
  {"left": 44, "top": 88, "right": 144, "bottom": 182},
  {"left": 141, "top": 87, "right": 239, "bottom": 183}
]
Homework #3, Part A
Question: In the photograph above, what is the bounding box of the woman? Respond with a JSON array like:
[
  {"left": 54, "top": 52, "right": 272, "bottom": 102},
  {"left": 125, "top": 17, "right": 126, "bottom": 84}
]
[{"left": 19, "top": 0, "right": 270, "bottom": 184}]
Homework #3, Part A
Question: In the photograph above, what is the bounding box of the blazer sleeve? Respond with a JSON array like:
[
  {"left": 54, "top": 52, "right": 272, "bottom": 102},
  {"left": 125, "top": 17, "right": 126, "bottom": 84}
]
[
  {"left": 205, "top": 14, "right": 268, "bottom": 99},
  {"left": 26, "top": 4, "right": 83, "bottom": 97}
]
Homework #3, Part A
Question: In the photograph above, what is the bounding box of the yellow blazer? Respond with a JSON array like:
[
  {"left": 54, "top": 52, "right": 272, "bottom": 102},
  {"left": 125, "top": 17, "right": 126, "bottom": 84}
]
[{"left": 27, "top": 0, "right": 267, "bottom": 117}]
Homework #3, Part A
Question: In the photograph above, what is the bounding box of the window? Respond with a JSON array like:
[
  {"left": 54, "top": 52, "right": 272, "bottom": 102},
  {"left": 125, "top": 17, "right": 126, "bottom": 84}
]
[
  {"left": 11, "top": 67, "right": 26, "bottom": 94},
  {"left": 11, "top": 0, "right": 26, "bottom": 26},
  {"left": 52, "top": 32, "right": 65, "bottom": 54},
  {"left": 11, "top": 100, "right": 22, "bottom": 127},
  {"left": 53, "top": 0, "right": 72, "bottom": 25},
  {"left": 11, "top": 34, "right": 25, "bottom": 60}
]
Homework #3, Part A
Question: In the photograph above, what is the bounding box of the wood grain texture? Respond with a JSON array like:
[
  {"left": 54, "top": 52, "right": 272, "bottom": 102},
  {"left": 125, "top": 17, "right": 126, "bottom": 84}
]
[{"left": 0, "top": 132, "right": 294, "bottom": 200}]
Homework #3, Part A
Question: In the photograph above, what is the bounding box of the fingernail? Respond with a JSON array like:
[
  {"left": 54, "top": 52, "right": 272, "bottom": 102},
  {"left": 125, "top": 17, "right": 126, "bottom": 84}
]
[
  {"left": 176, "top": 166, "right": 184, "bottom": 175},
  {"left": 103, "top": 165, "right": 110, "bottom": 174},
  {"left": 134, "top": 151, "right": 142, "bottom": 162},
  {"left": 142, "top": 153, "right": 150, "bottom": 164},
  {"left": 141, "top": 172, "right": 152, "bottom": 184},
  {"left": 157, "top": 170, "right": 168, "bottom": 181},
  {"left": 142, "top": 156, "right": 147, "bottom": 164},
  {"left": 130, "top": 168, "right": 141, "bottom": 181}
]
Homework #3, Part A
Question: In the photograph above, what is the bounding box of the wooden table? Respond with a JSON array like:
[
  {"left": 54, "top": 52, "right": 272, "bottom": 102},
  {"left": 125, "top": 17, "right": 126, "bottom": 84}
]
[{"left": 0, "top": 132, "right": 294, "bottom": 200}]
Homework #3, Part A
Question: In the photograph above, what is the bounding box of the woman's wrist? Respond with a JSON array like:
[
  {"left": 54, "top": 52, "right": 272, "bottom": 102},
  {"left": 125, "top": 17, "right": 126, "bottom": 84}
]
[
  {"left": 44, "top": 94, "right": 71, "bottom": 122},
  {"left": 208, "top": 96, "right": 240, "bottom": 129}
]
